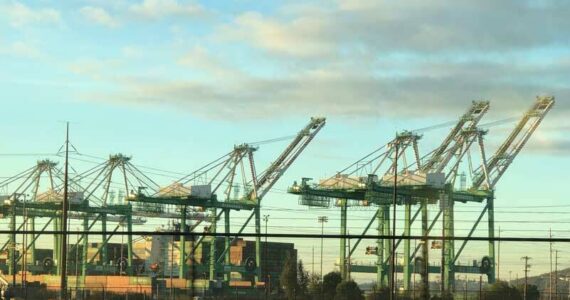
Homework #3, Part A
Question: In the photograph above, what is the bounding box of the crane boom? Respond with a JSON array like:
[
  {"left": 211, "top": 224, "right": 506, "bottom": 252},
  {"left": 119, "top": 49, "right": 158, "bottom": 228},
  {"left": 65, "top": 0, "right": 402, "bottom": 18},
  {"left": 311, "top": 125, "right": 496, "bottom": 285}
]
[
  {"left": 421, "top": 101, "right": 490, "bottom": 173},
  {"left": 472, "top": 96, "right": 555, "bottom": 189},
  {"left": 249, "top": 117, "right": 326, "bottom": 200}
]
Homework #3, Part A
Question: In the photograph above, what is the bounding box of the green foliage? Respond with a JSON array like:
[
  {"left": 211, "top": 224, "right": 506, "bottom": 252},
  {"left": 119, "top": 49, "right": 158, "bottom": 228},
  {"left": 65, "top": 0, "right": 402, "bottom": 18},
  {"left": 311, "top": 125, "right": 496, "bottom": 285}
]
[
  {"left": 365, "top": 285, "right": 389, "bottom": 300},
  {"left": 308, "top": 273, "right": 322, "bottom": 299},
  {"left": 430, "top": 291, "right": 454, "bottom": 300},
  {"left": 322, "top": 271, "right": 342, "bottom": 299},
  {"left": 280, "top": 253, "right": 298, "bottom": 300},
  {"left": 516, "top": 284, "right": 540, "bottom": 300},
  {"left": 484, "top": 281, "right": 522, "bottom": 300},
  {"left": 334, "top": 280, "right": 364, "bottom": 300},
  {"left": 297, "top": 260, "right": 310, "bottom": 299}
]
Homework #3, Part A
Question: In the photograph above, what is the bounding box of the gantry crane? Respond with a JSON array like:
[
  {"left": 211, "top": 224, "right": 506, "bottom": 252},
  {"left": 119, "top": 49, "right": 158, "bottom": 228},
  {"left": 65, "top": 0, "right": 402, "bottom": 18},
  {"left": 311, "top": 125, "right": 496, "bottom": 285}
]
[
  {"left": 127, "top": 117, "right": 326, "bottom": 287},
  {"left": 289, "top": 102, "right": 490, "bottom": 286},
  {"left": 289, "top": 97, "right": 553, "bottom": 294},
  {"left": 0, "top": 156, "right": 142, "bottom": 279},
  {"left": 0, "top": 153, "right": 206, "bottom": 282},
  {"left": 446, "top": 95, "right": 555, "bottom": 288},
  {"left": 0, "top": 159, "right": 64, "bottom": 277}
]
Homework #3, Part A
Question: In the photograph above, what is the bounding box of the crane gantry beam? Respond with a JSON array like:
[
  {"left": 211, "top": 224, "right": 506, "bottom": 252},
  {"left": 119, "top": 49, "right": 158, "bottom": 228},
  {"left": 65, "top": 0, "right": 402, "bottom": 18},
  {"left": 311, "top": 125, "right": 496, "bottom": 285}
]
[
  {"left": 450, "top": 95, "right": 556, "bottom": 288},
  {"left": 421, "top": 101, "right": 490, "bottom": 173},
  {"left": 127, "top": 117, "right": 326, "bottom": 284},
  {"left": 472, "top": 96, "right": 555, "bottom": 190}
]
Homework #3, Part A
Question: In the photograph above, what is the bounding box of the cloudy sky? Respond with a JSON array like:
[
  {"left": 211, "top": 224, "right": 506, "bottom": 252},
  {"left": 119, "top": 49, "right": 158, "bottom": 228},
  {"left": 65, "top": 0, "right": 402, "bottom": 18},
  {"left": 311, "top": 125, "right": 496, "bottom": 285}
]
[{"left": 1, "top": 0, "right": 569, "bottom": 279}]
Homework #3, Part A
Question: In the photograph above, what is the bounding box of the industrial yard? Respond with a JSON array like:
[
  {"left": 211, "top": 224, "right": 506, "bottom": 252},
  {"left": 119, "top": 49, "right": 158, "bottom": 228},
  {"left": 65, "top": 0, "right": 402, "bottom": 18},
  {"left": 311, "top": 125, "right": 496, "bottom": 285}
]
[{"left": 1, "top": 1, "right": 569, "bottom": 299}]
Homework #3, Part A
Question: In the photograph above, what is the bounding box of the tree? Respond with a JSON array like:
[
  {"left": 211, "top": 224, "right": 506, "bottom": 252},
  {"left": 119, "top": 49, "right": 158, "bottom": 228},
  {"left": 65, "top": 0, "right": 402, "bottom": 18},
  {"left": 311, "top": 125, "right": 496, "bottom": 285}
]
[
  {"left": 334, "top": 280, "right": 364, "bottom": 300},
  {"left": 280, "top": 254, "right": 298, "bottom": 300},
  {"left": 365, "top": 285, "right": 390, "bottom": 300},
  {"left": 484, "top": 281, "right": 521, "bottom": 300},
  {"left": 297, "top": 260, "right": 310, "bottom": 299},
  {"left": 308, "top": 273, "right": 322, "bottom": 299},
  {"left": 322, "top": 272, "right": 342, "bottom": 299},
  {"left": 516, "top": 284, "right": 540, "bottom": 300}
]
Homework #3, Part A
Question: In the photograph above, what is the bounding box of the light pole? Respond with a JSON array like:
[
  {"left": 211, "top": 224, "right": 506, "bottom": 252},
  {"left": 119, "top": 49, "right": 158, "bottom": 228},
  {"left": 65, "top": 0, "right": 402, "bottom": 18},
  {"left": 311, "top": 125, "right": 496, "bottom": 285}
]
[{"left": 318, "top": 216, "right": 328, "bottom": 299}]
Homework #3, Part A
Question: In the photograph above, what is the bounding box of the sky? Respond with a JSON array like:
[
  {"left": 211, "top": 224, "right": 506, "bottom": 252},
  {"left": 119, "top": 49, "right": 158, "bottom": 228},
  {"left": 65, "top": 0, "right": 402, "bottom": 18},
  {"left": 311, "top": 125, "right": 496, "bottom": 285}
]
[{"left": 1, "top": 0, "right": 570, "bottom": 284}]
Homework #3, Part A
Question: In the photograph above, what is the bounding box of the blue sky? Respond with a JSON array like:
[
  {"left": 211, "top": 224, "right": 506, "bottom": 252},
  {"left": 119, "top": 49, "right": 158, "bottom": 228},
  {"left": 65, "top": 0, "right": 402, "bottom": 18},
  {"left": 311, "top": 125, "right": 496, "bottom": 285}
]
[{"left": 1, "top": 0, "right": 570, "bottom": 282}]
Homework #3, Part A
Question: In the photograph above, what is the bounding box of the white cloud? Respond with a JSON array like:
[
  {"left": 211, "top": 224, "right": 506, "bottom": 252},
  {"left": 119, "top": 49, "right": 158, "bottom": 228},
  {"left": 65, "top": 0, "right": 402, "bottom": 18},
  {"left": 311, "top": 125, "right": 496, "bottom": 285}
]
[
  {"left": 80, "top": 6, "right": 119, "bottom": 28},
  {"left": 0, "top": 41, "right": 43, "bottom": 59},
  {"left": 220, "top": 1, "right": 570, "bottom": 58},
  {"left": 121, "top": 46, "right": 142, "bottom": 59},
  {"left": 177, "top": 46, "right": 242, "bottom": 77},
  {"left": 70, "top": 1, "right": 569, "bottom": 133},
  {"left": 67, "top": 59, "right": 121, "bottom": 80},
  {"left": 129, "top": 0, "right": 204, "bottom": 19},
  {"left": 1, "top": 1, "right": 61, "bottom": 27},
  {"left": 221, "top": 12, "right": 334, "bottom": 58}
]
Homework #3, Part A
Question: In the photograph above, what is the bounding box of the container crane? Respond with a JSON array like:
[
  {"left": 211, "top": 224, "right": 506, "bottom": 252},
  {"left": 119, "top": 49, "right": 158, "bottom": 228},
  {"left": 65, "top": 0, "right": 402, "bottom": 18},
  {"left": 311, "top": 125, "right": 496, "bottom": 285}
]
[
  {"left": 288, "top": 101, "right": 500, "bottom": 292},
  {"left": 421, "top": 101, "right": 490, "bottom": 173},
  {"left": 451, "top": 96, "right": 555, "bottom": 286},
  {"left": 472, "top": 96, "right": 555, "bottom": 190},
  {"left": 127, "top": 117, "right": 326, "bottom": 285}
]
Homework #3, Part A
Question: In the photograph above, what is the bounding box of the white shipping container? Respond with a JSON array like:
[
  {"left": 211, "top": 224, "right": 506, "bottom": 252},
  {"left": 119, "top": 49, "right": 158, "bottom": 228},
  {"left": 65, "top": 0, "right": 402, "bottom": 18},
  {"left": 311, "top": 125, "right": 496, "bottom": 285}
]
[
  {"left": 426, "top": 172, "right": 445, "bottom": 188},
  {"left": 68, "top": 191, "right": 84, "bottom": 204},
  {"left": 189, "top": 184, "right": 212, "bottom": 198}
]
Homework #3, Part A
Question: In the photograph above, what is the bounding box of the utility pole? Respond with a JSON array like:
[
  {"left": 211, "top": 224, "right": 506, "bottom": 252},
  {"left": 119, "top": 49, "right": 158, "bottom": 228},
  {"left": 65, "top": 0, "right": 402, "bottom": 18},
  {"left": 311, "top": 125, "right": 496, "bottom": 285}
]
[
  {"left": 22, "top": 194, "right": 28, "bottom": 299},
  {"left": 263, "top": 214, "right": 270, "bottom": 300},
  {"left": 555, "top": 250, "right": 559, "bottom": 299},
  {"left": 479, "top": 275, "right": 482, "bottom": 300},
  {"left": 550, "top": 228, "right": 553, "bottom": 300},
  {"left": 60, "top": 122, "right": 70, "bottom": 300},
  {"left": 521, "top": 256, "right": 532, "bottom": 300},
  {"left": 318, "top": 216, "right": 328, "bottom": 300},
  {"left": 391, "top": 141, "right": 398, "bottom": 300},
  {"left": 312, "top": 246, "right": 315, "bottom": 275}
]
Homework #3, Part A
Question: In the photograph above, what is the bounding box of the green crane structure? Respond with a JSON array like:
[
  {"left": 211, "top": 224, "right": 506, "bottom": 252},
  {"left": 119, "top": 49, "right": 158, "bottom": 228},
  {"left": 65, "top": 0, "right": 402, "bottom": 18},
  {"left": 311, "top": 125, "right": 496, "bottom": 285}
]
[
  {"left": 0, "top": 154, "right": 206, "bottom": 283},
  {"left": 126, "top": 117, "right": 326, "bottom": 285},
  {"left": 288, "top": 96, "right": 554, "bottom": 295}
]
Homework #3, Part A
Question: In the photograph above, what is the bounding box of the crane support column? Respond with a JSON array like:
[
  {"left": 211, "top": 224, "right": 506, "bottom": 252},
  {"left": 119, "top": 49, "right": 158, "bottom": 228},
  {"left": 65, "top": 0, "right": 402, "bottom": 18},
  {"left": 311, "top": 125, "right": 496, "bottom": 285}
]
[
  {"left": 443, "top": 189, "right": 455, "bottom": 291},
  {"left": 383, "top": 205, "right": 391, "bottom": 287},
  {"left": 127, "top": 213, "right": 133, "bottom": 275},
  {"left": 209, "top": 208, "right": 217, "bottom": 280},
  {"left": 82, "top": 215, "right": 88, "bottom": 279},
  {"left": 420, "top": 200, "right": 429, "bottom": 299},
  {"left": 101, "top": 213, "right": 108, "bottom": 266},
  {"left": 179, "top": 206, "right": 187, "bottom": 279},
  {"left": 8, "top": 207, "right": 16, "bottom": 276},
  {"left": 377, "top": 206, "right": 386, "bottom": 288},
  {"left": 255, "top": 205, "right": 262, "bottom": 282},
  {"left": 224, "top": 209, "right": 231, "bottom": 281},
  {"left": 487, "top": 195, "right": 496, "bottom": 283},
  {"left": 29, "top": 217, "right": 35, "bottom": 265},
  {"left": 403, "top": 202, "right": 412, "bottom": 290},
  {"left": 339, "top": 199, "right": 347, "bottom": 280}
]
